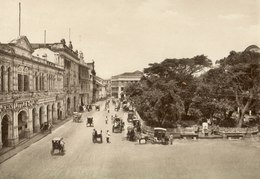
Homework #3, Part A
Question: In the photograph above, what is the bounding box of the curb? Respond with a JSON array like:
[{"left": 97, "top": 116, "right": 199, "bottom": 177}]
[{"left": 0, "top": 117, "right": 72, "bottom": 164}]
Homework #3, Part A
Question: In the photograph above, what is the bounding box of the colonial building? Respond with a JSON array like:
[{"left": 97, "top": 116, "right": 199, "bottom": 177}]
[
  {"left": 0, "top": 36, "right": 64, "bottom": 149},
  {"left": 32, "top": 39, "right": 95, "bottom": 116},
  {"left": 0, "top": 36, "right": 94, "bottom": 150},
  {"left": 111, "top": 70, "right": 143, "bottom": 99}
]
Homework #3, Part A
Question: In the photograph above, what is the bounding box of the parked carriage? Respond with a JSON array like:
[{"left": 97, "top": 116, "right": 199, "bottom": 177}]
[
  {"left": 73, "top": 112, "right": 82, "bottom": 122},
  {"left": 127, "top": 126, "right": 136, "bottom": 141},
  {"left": 151, "top": 128, "right": 169, "bottom": 145},
  {"left": 51, "top": 137, "right": 65, "bottom": 155}
]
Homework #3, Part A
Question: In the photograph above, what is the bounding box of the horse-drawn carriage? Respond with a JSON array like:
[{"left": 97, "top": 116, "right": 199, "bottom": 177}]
[
  {"left": 86, "top": 116, "right": 94, "bottom": 127},
  {"left": 51, "top": 137, "right": 65, "bottom": 155},
  {"left": 40, "top": 122, "right": 52, "bottom": 133},
  {"left": 127, "top": 125, "right": 136, "bottom": 141},
  {"left": 112, "top": 117, "right": 124, "bottom": 133},
  {"left": 73, "top": 112, "right": 82, "bottom": 122},
  {"left": 92, "top": 130, "right": 103, "bottom": 143}
]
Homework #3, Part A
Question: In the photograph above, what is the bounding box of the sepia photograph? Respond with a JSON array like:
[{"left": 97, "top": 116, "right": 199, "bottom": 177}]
[{"left": 0, "top": 0, "right": 260, "bottom": 178}]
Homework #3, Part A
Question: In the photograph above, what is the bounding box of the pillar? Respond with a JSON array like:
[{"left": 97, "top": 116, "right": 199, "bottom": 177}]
[
  {"left": 8, "top": 67, "right": 13, "bottom": 92},
  {"left": 47, "top": 105, "right": 52, "bottom": 123},
  {"left": 12, "top": 111, "right": 19, "bottom": 146},
  {"left": 21, "top": 75, "right": 24, "bottom": 91},
  {"left": 34, "top": 107, "right": 40, "bottom": 132},
  {"left": 42, "top": 105, "right": 47, "bottom": 123},
  {"left": 3, "top": 68, "right": 8, "bottom": 92},
  {"left": 25, "top": 110, "right": 32, "bottom": 138},
  {"left": 0, "top": 121, "right": 2, "bottom": 149},
  {"left": 52, "top": 103, "right": 58, "bottom": 124}
]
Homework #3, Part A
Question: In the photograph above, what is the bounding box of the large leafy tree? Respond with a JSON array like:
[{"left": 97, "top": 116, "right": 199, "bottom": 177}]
[
  {"left": 217, "top": 50, "right": 260, "bottom": 127},
  {"left": 144, "top": 55, "right": 212, "bottom": 116},
  {"left": 125, "top": 55, "right": 212, "bottom": 127}
]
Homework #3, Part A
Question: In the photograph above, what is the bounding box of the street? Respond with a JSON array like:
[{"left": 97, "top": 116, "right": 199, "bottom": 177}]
[{"left": 0, "top": 101, "right": 260, "bottom": 179}]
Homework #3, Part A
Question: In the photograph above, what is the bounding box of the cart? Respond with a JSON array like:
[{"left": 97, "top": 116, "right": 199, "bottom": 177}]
[
  {"left": 112, "top": 117, "right": 124, "bottom": 133},
  {"left": 93, "top": 130, "right": 103, "bottom": 143},
  {"left": 73, "top": 112, "right": 82, "bottom": 122},
  {"left": 86, "top": 116, "right": 94, "bottom": 127},
  {"left": 51, "top": 137, "right": 65, "bottom": 155},
  {"left": 151, "top": 127, "right": 169, "bottom": 145},
  {"left": 40, "top": 122, "right": 52, "bottom": 133}
]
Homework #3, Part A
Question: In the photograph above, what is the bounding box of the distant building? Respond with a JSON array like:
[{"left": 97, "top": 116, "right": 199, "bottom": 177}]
[
  {"left": 95, "top": 76, "right": 110, "bottom": 100},
  {"left": 111, "top": 70, "right": 143, "bottom": 99}
]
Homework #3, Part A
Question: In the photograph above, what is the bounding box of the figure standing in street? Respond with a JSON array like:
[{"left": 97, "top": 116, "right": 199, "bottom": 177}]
[
  {"left": 105, "top": 116, "right": 108, "bottom": 124},
  {"left": 169, "top": 134, "right": 173, "bottom": 145},
  {"left": 106, "top": 130, "right": 111, "bottom": 143}
]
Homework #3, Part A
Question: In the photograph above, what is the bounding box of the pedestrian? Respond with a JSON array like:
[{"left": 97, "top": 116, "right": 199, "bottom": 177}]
[
  {"left": 92, "top": 129, "right": 96, "bottom": 143},
  {"left": 105, "top": 116, "right": 108, "bottom": 124},
  {"left": 106, "top": 130, "right": 111, "bottom": 143},
  {"left": 107, "top": 109, "right": 110, "bottom": 113},
  {"left": 169, "top": 133, "right": 173, "bottom": 145}
]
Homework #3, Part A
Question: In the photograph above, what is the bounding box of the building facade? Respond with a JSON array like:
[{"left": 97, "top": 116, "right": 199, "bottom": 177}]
[
  {"left": 0, "top": 36, "right": 93, "bottom": 150},
  {"left": 111, "top": 70, "right": 143, "bottom": 99}
]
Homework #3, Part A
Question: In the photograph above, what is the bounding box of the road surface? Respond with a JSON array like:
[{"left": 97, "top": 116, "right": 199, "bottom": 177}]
[{"left": 0, "top": 101, "right": 260, "bottom": 179}]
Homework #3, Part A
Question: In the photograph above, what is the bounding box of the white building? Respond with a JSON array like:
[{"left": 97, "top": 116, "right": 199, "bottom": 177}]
[{"left": 111, "top": 70, "right": 143, "bottom": 99}]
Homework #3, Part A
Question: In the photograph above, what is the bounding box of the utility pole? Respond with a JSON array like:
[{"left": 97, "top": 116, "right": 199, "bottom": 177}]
[
  {"left": 44, "top": 30, "right": 46, "bottom": 44},
  {"left": 19, "top": 2, "right": 21, "bottom": 36},
  {"left": 69, "top": 28, "right": 71, "bottom": 42}
]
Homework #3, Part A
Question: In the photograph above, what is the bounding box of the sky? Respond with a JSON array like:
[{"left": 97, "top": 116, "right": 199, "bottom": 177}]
[{"left": 0, "top": 0, "right": 259, "bottom": 79}]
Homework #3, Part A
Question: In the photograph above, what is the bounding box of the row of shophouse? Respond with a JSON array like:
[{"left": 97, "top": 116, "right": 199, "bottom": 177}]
[{"left": 0, "top": 36, "right": 108, "bottom": 150}]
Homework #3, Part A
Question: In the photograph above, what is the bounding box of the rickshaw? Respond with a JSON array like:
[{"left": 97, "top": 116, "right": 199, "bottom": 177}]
[
  {"left": 51, "top": 137, "right": 65, "bottom": 155},
  {"left": 92, "top": 130, "right": 103, "bottom": 143},
  {"left": 112, "top": 117, "right": 124, "bottom": 133},
  {"left": 95, "top": 105, "right": 100, "bottom": 111},
  {"left": 127, "top": 110, "right": 135, "bottom": 122},
  {"left": 86, "top": 116, "right": 94, "bottom": 127},
  {"left": 152, "top": 127, "right": 169, "bottom": 145},
  {"left": 73, "top": 112, "right": 82, "bottom": 122}
]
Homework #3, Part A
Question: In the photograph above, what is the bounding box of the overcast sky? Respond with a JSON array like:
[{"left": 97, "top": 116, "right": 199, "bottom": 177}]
[{"left": 1, "top": 0, "right": 259, "bottom": 79}]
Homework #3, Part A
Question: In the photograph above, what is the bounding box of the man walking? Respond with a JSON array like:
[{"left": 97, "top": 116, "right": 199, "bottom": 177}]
[
  {"left": 105, "top": 116, "right": 108, "bottom": 124},
  {"left": 106, "top": 130, "right": 111, "bottom": 143}
]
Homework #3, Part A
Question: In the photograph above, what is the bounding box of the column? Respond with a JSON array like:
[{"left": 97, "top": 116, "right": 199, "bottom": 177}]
[
  {"left": 0, "top": 122, "right": 2, "bottom": 149},
  {"left": 12, "top": 111, "right": 19, "bottom": 146},
  {"left": 34, "top": 107, "right": 40, "bottom": 132},
  {"left": 20, "top": 75, "right": 24, "bottom": 91},
  {"left": 25, "top": 109, "right": 32, "bottom": 138},
  {"left": 3, "top": 68, "right": 8, "bottom": 92},
  {"left": 29, "top": 72, "right": 33, "bottom": 91},
  {"left": 9, "top": 67, "right": 13, "bottom": 92},
  {"left": 52, "top": 103, "right": 58, "bottom": 124},
  {"left": 38, "top": 76, "right": 41, "bottom": 91},
  {"left": 47, "top": 105, "right": 52, "bottom": 123},
  {"left": 13, "top": 65, "right": 18, "bottom": 91},
  {"left": 42, "top": 105, "right": 47, "bottom": 123}
]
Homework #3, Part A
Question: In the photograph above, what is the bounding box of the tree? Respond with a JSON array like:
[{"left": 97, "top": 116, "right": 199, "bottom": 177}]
[
  {"left": 125, "top": 55, "right": 212, "bottom": 127},
  {"left": 216, "top": 50, "right": 260, "bottom": 127}
]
